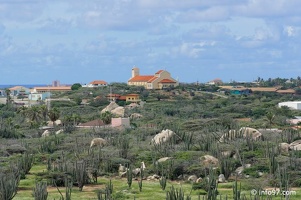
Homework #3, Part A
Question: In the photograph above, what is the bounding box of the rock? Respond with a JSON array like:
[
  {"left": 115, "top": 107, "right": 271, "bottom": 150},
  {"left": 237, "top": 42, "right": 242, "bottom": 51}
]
[
  {"left": 279, "top": 142, "right": 290, "bottom": 154},
  {"left": 196, "top": 177, "right": 203, "bottom": 183},
  {"left": 111, "top": 106, "right": 125, "bottom": 117},
  {"left": 200, "top": 155, "right": 219, "bottom": 167},
  {"left": 289, "top": 140, "right": 301, "bottom": 150},
  {"left": 156, "top": 157, "right": 173, "bottom": 164},
  {"left": 101, "top": 102, "right": 119, "bottom": 113},
  {"left": 151, "top": 129, "right": 175, "bottom": 145},
  {"left": 130, "top": 113, "right": 143, "bottom": 119},
  {"left": 187, "top": 175, "right": 198, "bottom": 183},
  {"left": 218, "top": 174, "right": 226, "bottom": 183}
]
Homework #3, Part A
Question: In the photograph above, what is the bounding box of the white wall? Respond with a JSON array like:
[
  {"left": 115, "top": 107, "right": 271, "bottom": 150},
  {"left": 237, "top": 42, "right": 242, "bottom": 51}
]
[{"left": 278, "top": 101, "right": 301, "bottom": 110}]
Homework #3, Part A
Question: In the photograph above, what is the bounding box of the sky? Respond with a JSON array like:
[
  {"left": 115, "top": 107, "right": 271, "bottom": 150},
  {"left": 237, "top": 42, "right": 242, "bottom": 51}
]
[{"left": 1, "top": 0, "right": 301, "bottom": 85}]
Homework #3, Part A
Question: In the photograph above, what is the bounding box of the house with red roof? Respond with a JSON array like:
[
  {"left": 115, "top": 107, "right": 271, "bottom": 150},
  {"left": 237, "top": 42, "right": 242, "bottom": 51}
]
[
  {"left": 83, "top": 80, "right": 108, "bottom": 88},
  {"left": 128, "top": 67, "right": 178, "bottom": 89}
]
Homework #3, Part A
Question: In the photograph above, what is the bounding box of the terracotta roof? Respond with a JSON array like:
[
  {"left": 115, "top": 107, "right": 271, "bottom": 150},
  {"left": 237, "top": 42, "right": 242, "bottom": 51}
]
[
  {"left": 155, "top": 70, "right": 164, "bottom": 74},
  {"left": 128, "top": 75, "right": 154, "bottom": 82},
  {"left": 276, "top": 89, "right": 295, "bottom": 94},
  {"left": 106, "top": 94, "right": 121, "bottom": 97},
  {"left": 125, "top": 94, "right": 139, "bottom": 96},
  {"left": 90, "top": 80, "right": 107, "bottom": 85},
  {"left": 34, "top": 86, "right": 71, "bottom": 91},
  {"left": 79, "top": 119, "right": 105, "bottom": 127},
  {"left": 249, "top": 87, "right": 278, "bottom": 92},
  {"left": 119, "top": 96, "right": 127, "bottom": 100},
  {"left": 147, "top": 76, "right": 158, "bottom": 83},
  {"left": 9, "top": 86, "right": 27, "bottom": 90},
  {"left": 159, "top": 79, "right": 176, "bottom": 83}
]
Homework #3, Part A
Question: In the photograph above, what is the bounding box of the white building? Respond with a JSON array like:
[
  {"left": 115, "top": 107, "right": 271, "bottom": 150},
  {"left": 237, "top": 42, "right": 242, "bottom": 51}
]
[{"left": 278, "top": 101, "right": 301, "bottom": 110}]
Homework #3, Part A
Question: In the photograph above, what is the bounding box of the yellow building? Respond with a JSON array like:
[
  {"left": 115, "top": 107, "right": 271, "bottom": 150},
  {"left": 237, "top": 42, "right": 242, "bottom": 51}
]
[{"left": 128, "top": 67, "right": 178, "bottom": 89}]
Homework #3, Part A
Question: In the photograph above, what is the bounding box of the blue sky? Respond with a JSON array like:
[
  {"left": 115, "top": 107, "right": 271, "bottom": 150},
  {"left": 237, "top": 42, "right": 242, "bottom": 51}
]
[{"left": 1, "top": 0, "right": 301, "bottom": 85}]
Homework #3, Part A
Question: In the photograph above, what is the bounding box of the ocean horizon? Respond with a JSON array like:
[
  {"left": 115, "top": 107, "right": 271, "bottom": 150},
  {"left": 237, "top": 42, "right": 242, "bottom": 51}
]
[{"left": 0, "top": 84, "right": 49, "bottom": 89}]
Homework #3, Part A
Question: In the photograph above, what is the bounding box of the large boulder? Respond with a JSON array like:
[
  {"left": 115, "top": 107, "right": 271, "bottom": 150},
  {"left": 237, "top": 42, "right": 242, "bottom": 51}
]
[
  {"left": 289, "top": 140, "right": 301, "bottom": 150},
  {"left": 151, "top": 129, "right": 175, "bottom": 145},
  {"left": 200, "top": 155, "right": 219, "bottom": 168},
  {"left": 279, "top": 142, "right": 290, "bottom": 154},
  {"left": 239, "top": 127, "right": 262, "bottom": 140},
  {"left": 101, "top": 102, "right": 119, "bottom": 113},
  {"left": 219, "top": 127, "right": 262, "bottom": 142},
  {"left": 111, "top": 106, "right": 125, "bottom": 117}
]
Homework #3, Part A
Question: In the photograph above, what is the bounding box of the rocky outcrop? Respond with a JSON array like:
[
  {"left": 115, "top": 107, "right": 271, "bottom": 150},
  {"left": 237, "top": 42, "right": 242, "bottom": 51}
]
[{"left": 151, "top": 129, "right": 175, "bottom": 145}]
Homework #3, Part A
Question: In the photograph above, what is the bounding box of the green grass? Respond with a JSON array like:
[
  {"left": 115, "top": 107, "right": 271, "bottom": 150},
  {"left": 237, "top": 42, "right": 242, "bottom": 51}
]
[{"left": 12, "top": 164, "right": 301, "bottom": 200}]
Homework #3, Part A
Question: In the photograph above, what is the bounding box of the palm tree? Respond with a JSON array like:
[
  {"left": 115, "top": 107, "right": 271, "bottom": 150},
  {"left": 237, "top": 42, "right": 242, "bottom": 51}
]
[
  {"left": 265, "top": 111, "right": 275, "bottom": 128},
  {"left": 39, "top": 105, "right": 49, "bottom": 122},
  {"left": 27, "top": 106, "right": 42, "bottom": 123},
  {"left": 47, "top": 107, "right": 60, "bottom": 127},
  {"left": 5, "top": 88, "right": 12, "bottom": 106},
  {"left": 100, "top": 111, "right": 112, "bottom": 125}
]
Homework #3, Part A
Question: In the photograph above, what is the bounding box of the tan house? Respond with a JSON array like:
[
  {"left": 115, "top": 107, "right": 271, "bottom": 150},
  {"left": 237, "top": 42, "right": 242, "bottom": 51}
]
[
  {"left": 124, "top": 94, "right": 140, "bottom": 102},
  {"left": 128, "top": 67, "right": 179, "bottom": 89}
]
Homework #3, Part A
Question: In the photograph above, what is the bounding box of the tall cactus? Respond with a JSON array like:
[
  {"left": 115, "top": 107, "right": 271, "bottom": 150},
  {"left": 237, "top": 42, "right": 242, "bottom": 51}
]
[
  {"left": 0, "top": 172, "right": 20, "bottom": 200},
  {"left": 33, "top": 181, "right": 48, "bottom": 200},
  {"left": 75, "top": 160, "right": 87, "bottom": 191},
  {"left": 127, "top": 165, "right": 133, "bottom": 188}
]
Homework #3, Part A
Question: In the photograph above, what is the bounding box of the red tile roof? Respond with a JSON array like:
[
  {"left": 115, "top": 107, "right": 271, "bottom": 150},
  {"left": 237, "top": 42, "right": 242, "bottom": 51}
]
[
  {"left": 106, "top": 94, "right": 121, "bottom": 97},
  {"left": 128, "top": 75, "right": 154, "bottom": 82},
  {"left": 90, "top": 80, "right": 107, "bottom": 85},
  {"left": 125, "top": 94, "right": 140, "bottom": 96},
  {"left": 159, "top": 79, "right": 176, "bottom": 83},
  {"left": 147, "top": 76, "right": 158, "bottom": 83},
  {"left": 155, "top": 70, "right": 164, "bottom": 74}
]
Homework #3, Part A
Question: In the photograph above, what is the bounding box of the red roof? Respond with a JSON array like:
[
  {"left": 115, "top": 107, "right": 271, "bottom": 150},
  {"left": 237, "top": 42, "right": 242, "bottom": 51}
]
[
  {"left": 128, "top": 75, "right": 154, "bottom": 82},
  {"left": 159, "top": 79, "right": 176, "bottom": 83},
  {"left": 155, "top": 70, "right": 164, "bottom": 74},
  {"left": 126, "top": 94, "right": 139, "bottom": 96},
  {"left": 106, "top": 94, "right": 121, "bottom": 97},
  {"left": 147, "top": 76, "right": 158, "bottom": 83},
  {"left": 90, "top": 80, "right": 107, "bottom": 85}
]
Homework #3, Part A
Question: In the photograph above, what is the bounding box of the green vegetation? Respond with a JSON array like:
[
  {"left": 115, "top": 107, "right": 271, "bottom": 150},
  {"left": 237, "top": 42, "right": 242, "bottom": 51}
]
[{"left": 1, "top": 81, "right": 301, "bottom": 199}]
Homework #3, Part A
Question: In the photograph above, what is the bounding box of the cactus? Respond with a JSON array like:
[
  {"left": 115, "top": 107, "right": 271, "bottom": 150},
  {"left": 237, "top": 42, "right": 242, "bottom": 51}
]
[
  {"left": 159, "top": 175, "right": 167, "bottom": 191},
  {"left": 166, "top": 185, "right": 191, "bottom": 200},
  {"left": 75, "top": 160, "right": 87, "bottom": 191},
  {"left": 232, "top": 175, "right": 241, "bottom": 200},
  {"left": 33, "top": 181, "right": 48, "bottom": 200},
  {"left": 138, "top": 166, "right": 143, "bottom": 192},
  {"left": 18, "top": 152, "right": 34, "bottom": 178},
  {"left": 0, "top": 172, "right": 20, "bottom": 200},
  {"left": 127, "top": 165, "right": 133, "bottom": 188}
]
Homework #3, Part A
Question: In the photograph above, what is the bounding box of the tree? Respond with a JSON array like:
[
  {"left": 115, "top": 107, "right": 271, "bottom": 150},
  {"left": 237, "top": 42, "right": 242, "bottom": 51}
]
[
  {"left": 47, "top": 107, "right": 60, "bottom": 127},
  {"left": 71, "top": 83, "right": 82, "bottom": 90},
  {"left": 27, "top": 106, "right": 42, "bottom": 123},
  {"left": 100, "top": 111, "right": 112, "bottom": 125},
  {"left": 5, "top": 88, "right": 12, "bottom": 106}
]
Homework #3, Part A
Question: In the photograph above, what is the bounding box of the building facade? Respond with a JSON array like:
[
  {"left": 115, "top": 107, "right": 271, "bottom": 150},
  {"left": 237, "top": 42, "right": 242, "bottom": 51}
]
[{"left": 128, "top": 67, "right": 179, "bottom": 89}]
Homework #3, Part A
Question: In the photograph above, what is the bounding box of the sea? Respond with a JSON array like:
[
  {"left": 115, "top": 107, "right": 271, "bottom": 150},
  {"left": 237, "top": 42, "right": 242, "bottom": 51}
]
[{"left": 0, "top": 84, "right": 49, "bottom": 89}]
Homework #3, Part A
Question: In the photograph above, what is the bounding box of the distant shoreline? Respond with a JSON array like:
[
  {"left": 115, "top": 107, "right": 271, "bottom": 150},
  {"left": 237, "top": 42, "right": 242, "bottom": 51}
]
[
  {"left": 0, "top": 84, "right": 72, "bottom": 89},
  {"left": 0, "top": 84, "right": 49, "bottom": 89}
]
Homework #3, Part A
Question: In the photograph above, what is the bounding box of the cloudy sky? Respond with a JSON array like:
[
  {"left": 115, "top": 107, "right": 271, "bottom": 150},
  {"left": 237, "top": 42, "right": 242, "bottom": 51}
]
[{"left": 1, "top": 0, "right": 301, "bottom": 85}]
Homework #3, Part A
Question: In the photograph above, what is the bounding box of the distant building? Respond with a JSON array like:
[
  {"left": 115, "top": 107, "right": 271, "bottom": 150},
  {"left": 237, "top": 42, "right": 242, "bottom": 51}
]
[
  {"left": 105, "top": 93, "right": 140, "bottom": 103},
  {"left": 207, "top": 78, "right": 223, "bottom": 85},
  {"left": 32, "top": 86, "right": 71, "bottom": 93},
  {"left": 52, "top": 80, "right": 60, "bottom": 87},
  {"left": 28, "top": 92, "right": 51, "bottom": 101},
  {"left": 128, "top": 67, "right": 178, "bottom": 89},
  {"left": 9, "top": 86, "right": 30, "bottom": 96},
  {"left": 278, "top": 101, "right": 301, "bottom": 110},
  {"left": 82, "top": 80, "right": 108, "bottom": 88},
  {"left": 111, "top": 117, "right": 130, "bottom": 128}
]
